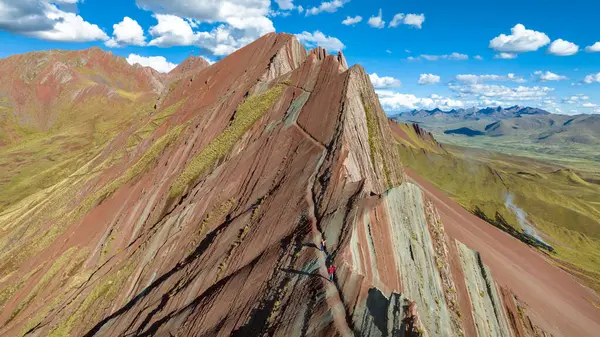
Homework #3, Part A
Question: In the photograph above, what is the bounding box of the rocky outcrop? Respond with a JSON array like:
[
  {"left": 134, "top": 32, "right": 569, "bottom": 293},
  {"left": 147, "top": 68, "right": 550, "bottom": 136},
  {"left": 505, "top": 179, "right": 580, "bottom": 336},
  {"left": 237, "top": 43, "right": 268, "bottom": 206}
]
[
  {"left": 456, "top": 242, "right": 512, "bottom": 337},
  {"left": 0, "top": 33, "right": 575, "bottom": 337}
]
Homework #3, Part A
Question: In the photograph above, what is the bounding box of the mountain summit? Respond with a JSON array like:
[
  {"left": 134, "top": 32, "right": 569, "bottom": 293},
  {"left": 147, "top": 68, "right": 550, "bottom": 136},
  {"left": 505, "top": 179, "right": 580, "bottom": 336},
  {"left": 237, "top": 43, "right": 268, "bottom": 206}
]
[{"left": 0, "top": 33, "right": 593, "bottom": 336}]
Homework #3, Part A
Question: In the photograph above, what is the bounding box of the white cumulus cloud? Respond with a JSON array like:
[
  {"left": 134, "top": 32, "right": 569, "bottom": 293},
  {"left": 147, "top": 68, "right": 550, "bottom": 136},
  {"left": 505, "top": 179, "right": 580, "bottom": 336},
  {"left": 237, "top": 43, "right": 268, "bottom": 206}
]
[
  {"left": 456, "top": 73, "right": 526, "bottom": 83},
  {"left": 584, "top": 73, "right": 600, "bottom": 84},
  {"left": 126, "top": 54, "right": 177, "bottom": 73},
  {"left": 369, "top": 73, "right": 401, "bottom": 88},
  {"left": 31, "top": 4, "right": 108, "bottom": 42},
  {"left": 585, "top": 42, "right": 600, "bottom": 53},
  {"left": 295, "top": 31, "right": 345, "bottom": 51},
  {"left": 389, "top": 14, "right": 405, "bottom": 28},
  {"left": 146, "top": 12, "right": 274, "bottom": 56},
  {"left": 489, "top": 24, "right": 550, "bottom": 54},
  {"left": 449, "top": 82, "right": 554, "bottom": 101},
  {"left": 418, "top": 74, "right": 440, "bottom": 85},
  {"left": 548, "top": 39, "right": 579, "bottom": 56},
  {"left": 474, "top": 55, "right": 483, "bottom": 60},
  {"left": 137, "top": 0, "right": 271, "bottom": 29},
  {"left": 305, "top": 0, "right": 348, "bottom": 16},
  {"left": 368, "top": 9, "right": 385, "bottom": 29},
  {"left": 137, "top": 0, "right": 274, "bottom": 56},
  {"left": 562, "top": 94, "right": 589, "bottom": 104},
  {"left": 376, "top": 90, "right": 464, "bottom": 111},
  {"left": 106, "top": 17, "right": 146, "bottom": 47},
  {"left": 403, "top": 14, "right": 425, "bottom": 29},
  {"left": 411, "top": 52, "right": 468, "bottom": 61},
  {"left": 148, "top": 14, "right": 198, "bottom": 47},
  {"left": 534, "top": 71, "right": 568, "bottom": 81},
  {"left": 342, "top": 16, "right": 362, "bottom": 26},
  {"left": 0, "top": 1, "right": 108, "bottom": 42},
  {"left": 389, "top": 13, "right": 425, "bottom": 29},
  {"left": 494, "top": 52, "right": 517, "bottom": 59},
  {"left": 275, "top": 0, "right": 294, "bottom": 10}
]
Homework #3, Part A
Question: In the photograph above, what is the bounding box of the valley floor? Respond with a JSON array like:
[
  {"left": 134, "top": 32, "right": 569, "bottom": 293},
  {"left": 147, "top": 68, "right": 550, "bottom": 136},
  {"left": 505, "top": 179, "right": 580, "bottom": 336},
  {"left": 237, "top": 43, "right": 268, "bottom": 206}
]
[{"left": 436, "top": 132, "right": 600, "bottom": 172}]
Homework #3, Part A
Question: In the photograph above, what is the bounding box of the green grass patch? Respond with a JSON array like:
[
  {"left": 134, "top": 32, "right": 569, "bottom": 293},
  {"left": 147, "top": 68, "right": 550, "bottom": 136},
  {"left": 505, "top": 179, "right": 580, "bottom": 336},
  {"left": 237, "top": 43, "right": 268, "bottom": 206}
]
[
  {"left": 0, "top": 93, "right": 155, "bottom": 211},
  {"left": 0, "top": 266, "right": 42, "bottom": 314},
  {"left": 169, "top": 84, "right": 285, "bottom": 199},
  {"left": 361, "top": 95, "right": 391, "bottom": 187},
  {"left": 7, "top": 247, "right": 89, "bottom": 323},
  {"left": 126, "top": 98, "right": 187, "bottom": 150},
  {"left": 81, "top": 123, "right": 186, "bottom": 212},
  {"left": 48, "top": 262, "right": 134, "bottom": 337},
  {"left": 20, "top": 268, "right": 93, "bottom": 336}
]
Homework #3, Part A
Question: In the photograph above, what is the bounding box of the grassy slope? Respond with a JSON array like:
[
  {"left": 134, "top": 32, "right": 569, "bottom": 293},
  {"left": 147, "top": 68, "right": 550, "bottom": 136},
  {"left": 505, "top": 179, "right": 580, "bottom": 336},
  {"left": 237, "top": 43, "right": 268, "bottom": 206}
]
[
  {"left": 394, "top": 122, "right": 600, "bottom": 293},
  {"left": 0, "top": 96, "right": 189, "bottom": 281},
  {"left": 169, "top": 83, "right": 285, "bottom": 199},
  {"left": 0, "top": 96, "right": 155, "bottom": 212}
]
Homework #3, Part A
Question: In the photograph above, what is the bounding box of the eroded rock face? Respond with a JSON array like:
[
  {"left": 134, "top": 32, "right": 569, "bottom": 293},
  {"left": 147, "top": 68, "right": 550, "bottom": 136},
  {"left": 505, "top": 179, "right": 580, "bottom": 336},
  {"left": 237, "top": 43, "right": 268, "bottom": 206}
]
[{"left": 0, "top": 33, "right": 560, "bottom": 337}]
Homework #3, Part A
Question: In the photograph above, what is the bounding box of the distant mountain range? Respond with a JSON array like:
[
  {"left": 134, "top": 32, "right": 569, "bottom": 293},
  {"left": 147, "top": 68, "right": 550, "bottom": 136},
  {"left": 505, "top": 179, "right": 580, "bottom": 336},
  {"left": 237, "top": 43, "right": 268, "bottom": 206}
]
[
  {"left": 395, "top": 105, "right": 551, "bottom": 121},
  {"left": 392, "top": 106, "right": 600, "bottom": 146}
]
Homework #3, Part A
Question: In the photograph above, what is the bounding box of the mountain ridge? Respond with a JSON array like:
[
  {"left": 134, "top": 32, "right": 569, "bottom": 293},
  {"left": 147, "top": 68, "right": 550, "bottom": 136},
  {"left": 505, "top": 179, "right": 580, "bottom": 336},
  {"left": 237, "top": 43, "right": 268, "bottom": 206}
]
[
  {"left": 395, "top": 105, "right": 552, "bottom": 120},
  {"left": 0, "top": 33, "right": 596, "bottom": 336}
]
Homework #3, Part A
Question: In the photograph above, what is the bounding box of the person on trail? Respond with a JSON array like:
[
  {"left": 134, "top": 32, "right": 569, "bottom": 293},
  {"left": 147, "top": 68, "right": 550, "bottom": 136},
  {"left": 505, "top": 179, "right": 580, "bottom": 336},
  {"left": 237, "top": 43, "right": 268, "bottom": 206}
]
[
  {"left": 320, "top": 237, "right": 326, "bottom": 252},
  {"left": 328, "top": 265, "right": 336, "bottom": 281}
]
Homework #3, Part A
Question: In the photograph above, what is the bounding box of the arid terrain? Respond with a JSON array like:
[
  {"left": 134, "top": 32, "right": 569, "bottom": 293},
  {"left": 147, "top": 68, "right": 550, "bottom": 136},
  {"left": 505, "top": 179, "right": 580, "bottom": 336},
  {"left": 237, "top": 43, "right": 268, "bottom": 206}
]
[{"left": 0, "top": 33, "right": 598, "bottom": 337}]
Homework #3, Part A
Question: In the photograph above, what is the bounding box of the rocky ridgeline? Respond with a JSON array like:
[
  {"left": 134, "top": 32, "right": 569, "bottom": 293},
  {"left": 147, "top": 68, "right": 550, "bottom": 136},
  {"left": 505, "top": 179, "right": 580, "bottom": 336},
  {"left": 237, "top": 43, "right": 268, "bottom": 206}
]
[{"left": 0, "top": 33, "right": 550, "bottom": 336}]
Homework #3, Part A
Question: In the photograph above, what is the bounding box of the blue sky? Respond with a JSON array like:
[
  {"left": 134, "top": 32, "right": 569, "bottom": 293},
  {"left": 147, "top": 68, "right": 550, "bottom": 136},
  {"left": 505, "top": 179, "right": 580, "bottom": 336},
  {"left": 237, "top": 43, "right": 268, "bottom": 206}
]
[{"left": 1, "top": 0, "right": 599, "bottom": 114}]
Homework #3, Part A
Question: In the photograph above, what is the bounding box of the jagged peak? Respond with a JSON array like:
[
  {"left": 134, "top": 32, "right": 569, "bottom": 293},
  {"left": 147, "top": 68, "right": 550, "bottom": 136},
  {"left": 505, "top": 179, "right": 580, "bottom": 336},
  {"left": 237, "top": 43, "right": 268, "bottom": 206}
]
[
  {"left": 309, "top": 46, "right": 328, "bottom": 60},
  {"left": 346, "top": 64, "right": 372, "bottom": 83},
  {"left": 337, "top": 51, "right": 348, "bottom": 70},
  {"left": 255, "top": 34, "right": 307, "bottom": 82}
]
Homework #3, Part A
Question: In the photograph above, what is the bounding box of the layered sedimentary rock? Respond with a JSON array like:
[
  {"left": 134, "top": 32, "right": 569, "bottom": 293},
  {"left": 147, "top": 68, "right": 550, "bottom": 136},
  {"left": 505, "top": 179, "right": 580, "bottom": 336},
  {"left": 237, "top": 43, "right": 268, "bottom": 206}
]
[{"left": 0, "top": 33, "right": 568, "bottom": 337}]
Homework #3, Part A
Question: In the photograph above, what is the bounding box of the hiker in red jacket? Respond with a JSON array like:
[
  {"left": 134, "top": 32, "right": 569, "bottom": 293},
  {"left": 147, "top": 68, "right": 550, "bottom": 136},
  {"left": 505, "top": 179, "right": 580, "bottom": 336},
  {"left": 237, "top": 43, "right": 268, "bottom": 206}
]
[{"left": 328, "top": 265, "right": 336, "bottom": 281}]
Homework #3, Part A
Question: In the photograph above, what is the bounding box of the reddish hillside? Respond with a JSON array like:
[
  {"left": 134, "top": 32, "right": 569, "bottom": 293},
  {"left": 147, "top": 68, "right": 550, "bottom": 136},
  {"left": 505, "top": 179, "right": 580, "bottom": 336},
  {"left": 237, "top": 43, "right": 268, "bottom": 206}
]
[
  {"left": 0, "top": 47, "right": 176, "bottom": 211},
  {"left": 167, "top": 56, "right": 211, "bottom": 83},
  {"left": 0, "top": 47, "right": 164, "bottom": 135}
]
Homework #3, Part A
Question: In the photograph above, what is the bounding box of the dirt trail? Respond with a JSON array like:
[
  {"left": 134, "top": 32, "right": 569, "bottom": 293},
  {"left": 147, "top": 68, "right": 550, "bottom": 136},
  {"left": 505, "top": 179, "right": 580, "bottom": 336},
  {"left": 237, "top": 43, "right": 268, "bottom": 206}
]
[{"left": 406, "top": 168, "right": 600, "bottom": 337}]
